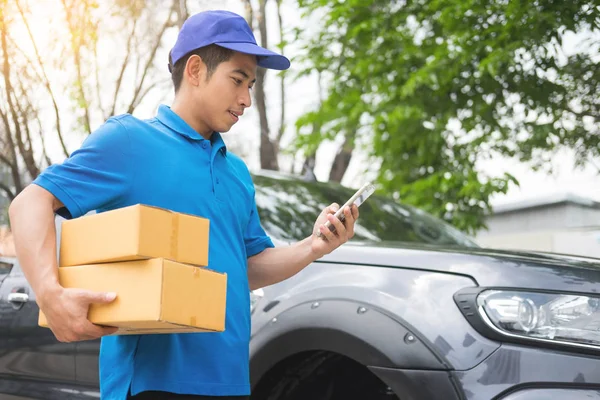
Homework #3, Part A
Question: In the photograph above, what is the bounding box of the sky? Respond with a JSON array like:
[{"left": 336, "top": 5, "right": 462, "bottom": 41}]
[{"left": 10, "top": 0, "right": 600, "bottom": 210}]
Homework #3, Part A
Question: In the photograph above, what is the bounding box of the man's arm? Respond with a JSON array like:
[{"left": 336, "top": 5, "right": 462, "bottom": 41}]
[
  {"left": 247, "top": 203, "right": 359, "bottom": 290},
  {"left": 9, "top": 185, "right": 117, "bottom": 342}
]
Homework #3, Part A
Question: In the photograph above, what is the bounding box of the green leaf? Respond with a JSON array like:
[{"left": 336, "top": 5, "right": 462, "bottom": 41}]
[{"left": 293, "top": 0, "right": 599, "bottom": 233}]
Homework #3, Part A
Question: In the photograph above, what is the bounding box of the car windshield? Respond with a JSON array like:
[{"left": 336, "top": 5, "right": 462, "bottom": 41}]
[{"left": 253, "top": 173, "right": 478, "bottom": 248}]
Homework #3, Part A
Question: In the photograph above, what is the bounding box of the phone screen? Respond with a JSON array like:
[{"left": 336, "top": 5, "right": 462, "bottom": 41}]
[
  {"left": 334, "top": 182, "right": 375, "bottom": 221},
  {"left": 318, "top": 182, "right": 376, "bottom": 237}
]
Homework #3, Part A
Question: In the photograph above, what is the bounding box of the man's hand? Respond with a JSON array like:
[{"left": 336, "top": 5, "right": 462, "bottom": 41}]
[
  {"left": 39, "top": 286, "right": 118, "bottom": 342},
  {"left": 10, "top": 185, "right": 118, "bottom": 342},
  {"left": 247, "top": 203, "right": 360, "bottom": 289},
  {"left": 311, "top": 203, "right": 359, "bottom": 258}
]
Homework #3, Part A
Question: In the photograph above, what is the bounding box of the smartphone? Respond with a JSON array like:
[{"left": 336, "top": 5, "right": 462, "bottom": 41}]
[{"left": 317, "top": 182, "right": 376, "bottom": 238}]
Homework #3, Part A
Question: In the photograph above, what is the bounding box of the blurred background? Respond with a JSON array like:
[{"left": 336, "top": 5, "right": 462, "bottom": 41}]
[{"left": 0, "top": 0, "right": 598, "bottom": 257}]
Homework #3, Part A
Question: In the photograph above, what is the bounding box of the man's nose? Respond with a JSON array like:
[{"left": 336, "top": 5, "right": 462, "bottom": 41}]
[{"left": 239, "top": 87, "right": 252, "bottom": 108}]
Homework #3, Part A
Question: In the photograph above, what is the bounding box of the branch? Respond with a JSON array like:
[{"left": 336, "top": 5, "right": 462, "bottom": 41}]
[
  {"left": 15, "top": 0, "right": 69, "bottom": 157},
  {"left": 108, "top": 16, "right": 138, "bottom": 117},
  {"left": 1, "top": 14, "right": 25, "bottom": 192},
  {"left": 129, "top": 80, "right": 163, "bottom": 111},
  {"left": 93, "top": 38, "right": 106, "bottom": 119},
  {"left": 0, "top": 102, "right": 6, "bottom": 150},
  {"left": 3, "top": 49, "right": 49, "bottom": 171},
  {"left": 243, "top": 0, "right": 254, "bottom": 31},
  {"left": 13, "top": 72, "right": 35, "bottom": 152},
  {"left": 335, "top": 41, "right": 347, "bottom": 78},
  {"left": 0, "top": 181, "right": 15, "bottom": 201},
  {"left": 61, "top": 0, "right": 92, "bottom": 134},
  {"left": 0, "top": 151, "right": 13, "bottom": 169},
  {"left": 12, "top": 65, "right": 40, "bottom": 179},
  {"left": 35, "top": 115, "right": 52, "bottom": 168},
  {"left": 133, "top": 34, "right": 142, "bottom": 86},
  {"left": 0, "top": 108, "right": 11, "bottom": 154},
  {"left": 22, "top": 121, "right": 36, "bottom": 173},
  {"left": 127, "top": 1, "right": 177, "bottom": 114},
  {"left": 176, "top": 0, "right": 188, "bottom": 28},
  {"left": 0, "top": 116, "right": 22, "bottom": 196}
]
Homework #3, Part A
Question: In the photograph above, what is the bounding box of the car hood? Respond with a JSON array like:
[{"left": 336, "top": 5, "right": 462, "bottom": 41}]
[{"left": 320, "top": 241, "right": 600, "bottom": 294}]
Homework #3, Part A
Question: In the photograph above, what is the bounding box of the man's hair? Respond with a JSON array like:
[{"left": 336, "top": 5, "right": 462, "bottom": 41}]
[{"left": 169, "top": 44, "right": 234, "bottom": 93}]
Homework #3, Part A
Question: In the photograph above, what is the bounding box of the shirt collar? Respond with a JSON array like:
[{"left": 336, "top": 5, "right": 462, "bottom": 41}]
[
  {"left": 156, "top": 104, "right": 227, "bottom": 155},
  {"left": 210, "top": 131, "right": 227, "bottom": 156}
]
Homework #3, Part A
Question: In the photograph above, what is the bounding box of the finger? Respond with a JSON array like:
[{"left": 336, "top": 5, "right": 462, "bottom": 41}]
[
  {"left": 79, "top": 290, "right": 117, "bottom": 305},
  {"left": 327, "top": 203, "right": 340, "bottom": 215},
  {"left": 327, "top": 212, "right": 346, "bottom": 238},
  {"left": 49, "top": 327, "right": 71, "bottom": 343},
  {"left": 62, "top": 321, "right": 104, "bottom": 342},
  {"left": 89, "top": 323, "right": 118, "bottom": 338},
  {"left": 343, "top": 206, "right": 356, "bottom": 238},
  {"left": 352, "top": 204, "right": 359, "bottom": 220},
  {"left": 318, "top": 223, "right": 336, "bottom": 242},
  {"left": 80, "top": 320, "right": 118, "bottom": 340}
]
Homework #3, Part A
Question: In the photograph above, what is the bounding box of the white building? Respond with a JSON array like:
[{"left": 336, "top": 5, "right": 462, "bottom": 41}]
[{"left": 477, "top": 193, "right": 600, "bottom": 258}]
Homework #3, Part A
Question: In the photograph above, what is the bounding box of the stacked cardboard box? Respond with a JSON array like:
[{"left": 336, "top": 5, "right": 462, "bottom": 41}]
[{"left": 39, "top": 205, "right": 227, "bottom": 335}]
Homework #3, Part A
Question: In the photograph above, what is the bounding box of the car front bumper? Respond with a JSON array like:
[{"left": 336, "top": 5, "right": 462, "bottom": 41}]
[{"left": 369, "top": 343, "right": 600, "bottom": 400}]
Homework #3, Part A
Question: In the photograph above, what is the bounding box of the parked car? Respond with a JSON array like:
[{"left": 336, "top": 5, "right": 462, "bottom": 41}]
[{"left": 1, "top": 171, "right": 599, "bottom": 399}]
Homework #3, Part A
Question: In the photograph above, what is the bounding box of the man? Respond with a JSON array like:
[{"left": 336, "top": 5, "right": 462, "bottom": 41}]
[{"left": 8, "top": 9, "right": 358, "bottom": 400}]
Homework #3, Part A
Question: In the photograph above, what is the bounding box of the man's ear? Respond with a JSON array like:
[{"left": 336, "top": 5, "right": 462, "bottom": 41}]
[{"left": 185, "top": 55, "right": 206, "bottom": 87}]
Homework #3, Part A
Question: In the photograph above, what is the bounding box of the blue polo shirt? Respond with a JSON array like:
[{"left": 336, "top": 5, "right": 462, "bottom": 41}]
[{"left": 33, "top": 105, "right": 274, "bottom": 399}]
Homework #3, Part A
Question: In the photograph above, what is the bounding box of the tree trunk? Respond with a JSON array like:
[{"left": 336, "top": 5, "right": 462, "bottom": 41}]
[
  {"left": 275, "top": 0, "right": 286, "bottom": 151},
  {"left": 176, "top": 0, "right": 188, "bottom": 28},
  {"left": 328, "top": 133, "right": 355, "bottom": 183},
  {"left": 256, "top": 0, "right": 279, "bottom": 171},
  {"left": 242, "top": 0, "right": 254, "bottom": 30},
  {"left": 301, "top": 153, "right": 317, "bottom": 181}
]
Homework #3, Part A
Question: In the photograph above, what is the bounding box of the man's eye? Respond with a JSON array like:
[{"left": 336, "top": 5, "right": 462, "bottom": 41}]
[{"left": 233, "top": 78, "right": 242, "bottom": 85}]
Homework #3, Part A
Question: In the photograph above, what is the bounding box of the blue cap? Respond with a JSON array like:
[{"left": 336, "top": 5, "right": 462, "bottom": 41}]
[{"left": 170, "top": 10, "right": 290, "bottom": 71}]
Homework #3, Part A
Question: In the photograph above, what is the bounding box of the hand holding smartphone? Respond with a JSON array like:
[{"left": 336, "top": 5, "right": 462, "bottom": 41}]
[{"left": 316, "top": 182, "right": 375, "bottom": 238}]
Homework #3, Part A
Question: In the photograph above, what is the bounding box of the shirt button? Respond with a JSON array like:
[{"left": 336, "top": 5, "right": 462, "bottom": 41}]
[
  {"left": 201, "top": 142, "right": 208, "bottom": 149},
  {"left": 216, "top": 179, "right": 220, "bottom": 184}
]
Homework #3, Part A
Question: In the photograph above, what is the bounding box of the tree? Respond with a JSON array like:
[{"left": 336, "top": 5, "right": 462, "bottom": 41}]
[
  {"left": 0, "top": 0, "right": 184, "bottom": 204},
  {"left": 242, "top": 0, "right": 289, "bottom": 171},
  {"left": 293, "top": 0, "right": 599, "bottom": 233}
]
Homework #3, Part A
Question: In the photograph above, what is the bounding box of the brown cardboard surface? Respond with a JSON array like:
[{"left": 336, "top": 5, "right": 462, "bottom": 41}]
[
  {"left": 39, "top": 258, "right": 226, "bottom": 334},
  {"left": 113, "top": 322, "right": 214, "bottom": 335},
  {"left": 59, "top": 205, "right": 209, "bottom": 267}
]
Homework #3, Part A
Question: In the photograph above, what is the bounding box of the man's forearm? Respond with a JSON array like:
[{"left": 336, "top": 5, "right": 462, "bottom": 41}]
[
  {"left": 9, "top": 185, "right": 62, "bottom": 306},
  {"left": 247, "top": 237, "right": 318, "bottom": 290}
]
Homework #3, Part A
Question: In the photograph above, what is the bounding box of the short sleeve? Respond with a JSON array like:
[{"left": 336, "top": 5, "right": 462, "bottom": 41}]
[
  {"left": 244, "top": 193, "right": 274, "bottom": 258},
  {"left": 33, "top": 117, "right": 133, "bottom": 219}
]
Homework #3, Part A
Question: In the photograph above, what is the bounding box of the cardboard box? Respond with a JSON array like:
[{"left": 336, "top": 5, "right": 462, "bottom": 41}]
[
  {"left": 59, "top": 204, "right": 209, "bottom": 267},
  {"left": 39, "top": 258, "right": 226, "bottom": 334}
]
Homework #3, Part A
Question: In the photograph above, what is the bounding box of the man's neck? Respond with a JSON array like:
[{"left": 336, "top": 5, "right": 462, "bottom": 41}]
[{"left": 171, "top": 98, "right": 213, "bottom": 140}]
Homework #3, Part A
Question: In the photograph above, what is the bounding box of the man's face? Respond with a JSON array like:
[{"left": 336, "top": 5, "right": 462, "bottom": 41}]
[{"left": 192, "top": 51, "right": 257, "bottom": 135}]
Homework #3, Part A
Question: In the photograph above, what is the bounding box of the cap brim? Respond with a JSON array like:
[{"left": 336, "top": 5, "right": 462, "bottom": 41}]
[{"left": 215, "top": 42, "right": 290, "bottom": 70}]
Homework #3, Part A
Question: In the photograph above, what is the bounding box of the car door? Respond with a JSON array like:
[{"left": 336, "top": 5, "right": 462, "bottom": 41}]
[
  {"left": 0, "top": 257, "right": 79, "bottom": 399},
  {"left": 74, "top": 339, "right": 101, "bottom": 397}
]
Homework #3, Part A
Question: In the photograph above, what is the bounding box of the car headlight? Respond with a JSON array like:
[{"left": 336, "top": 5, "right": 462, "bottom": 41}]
[{"left": 477, "top": 290, "right": 600, "bottom": 349}]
